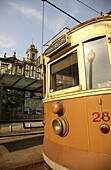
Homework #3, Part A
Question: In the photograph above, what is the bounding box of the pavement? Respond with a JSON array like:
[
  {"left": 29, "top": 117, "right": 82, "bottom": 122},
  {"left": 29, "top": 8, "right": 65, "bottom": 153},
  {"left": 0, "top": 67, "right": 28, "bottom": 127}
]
[{"left": 0, "top": 129, "right": 45, "bottom": 170}]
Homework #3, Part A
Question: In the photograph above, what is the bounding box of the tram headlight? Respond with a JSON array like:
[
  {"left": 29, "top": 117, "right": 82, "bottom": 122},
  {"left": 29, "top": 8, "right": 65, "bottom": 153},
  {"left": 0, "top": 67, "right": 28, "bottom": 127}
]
[
  {"left": 52, "top": 119, "right": 63, "bottom": 135},
  {"left": 52, "top": 101, "right": 65, "bottom": 116},
  {"left": 52, "top": 117, "right": 69, "bottom": 137}
]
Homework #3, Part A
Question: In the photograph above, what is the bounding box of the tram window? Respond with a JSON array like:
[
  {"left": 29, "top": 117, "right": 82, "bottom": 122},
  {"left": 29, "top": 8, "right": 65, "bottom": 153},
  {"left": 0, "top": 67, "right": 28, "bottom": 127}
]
[
  {"left": 84, "top": 37, "right": 111, "bottom": 89},
  {"left": 50, "top": 50, "right": 79, "bottom": 92}
]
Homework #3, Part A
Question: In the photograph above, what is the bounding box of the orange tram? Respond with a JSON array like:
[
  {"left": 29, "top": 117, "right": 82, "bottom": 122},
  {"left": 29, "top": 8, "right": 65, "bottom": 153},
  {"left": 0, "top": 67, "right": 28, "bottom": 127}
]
[{"left": 42, "top": 11, "right": 111, "bottom": 170}]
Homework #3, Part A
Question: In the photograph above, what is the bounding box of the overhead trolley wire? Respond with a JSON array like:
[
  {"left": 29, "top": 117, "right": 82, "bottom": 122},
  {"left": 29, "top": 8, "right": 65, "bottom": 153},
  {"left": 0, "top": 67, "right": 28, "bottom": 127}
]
[
  {"left": 41, "top": 0, "right": 81, "bottom": 24},
  {"left": 77, "top": 0, "right": 101, "bottom": 15},
  {"left": 41, "top": 0, "right": 44, "bottom": 53},
  {"left": 43, "top": 27, "right": 70, "bottom": 46}
]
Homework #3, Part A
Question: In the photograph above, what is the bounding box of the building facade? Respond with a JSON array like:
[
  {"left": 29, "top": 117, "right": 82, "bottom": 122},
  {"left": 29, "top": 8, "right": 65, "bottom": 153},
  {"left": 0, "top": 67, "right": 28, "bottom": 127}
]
[
  {"left": 0, "top": 42, "right": 43, "bottom": 80},
  {"left": 0, "top": 42, "right": 43, "bottom": 121}
]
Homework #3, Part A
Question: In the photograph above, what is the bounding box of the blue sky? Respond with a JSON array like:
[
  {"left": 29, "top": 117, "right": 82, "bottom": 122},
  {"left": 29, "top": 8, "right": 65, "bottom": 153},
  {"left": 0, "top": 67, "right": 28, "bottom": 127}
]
[{"left": 0, "top": 0, "right": 111, "bottom": 59}]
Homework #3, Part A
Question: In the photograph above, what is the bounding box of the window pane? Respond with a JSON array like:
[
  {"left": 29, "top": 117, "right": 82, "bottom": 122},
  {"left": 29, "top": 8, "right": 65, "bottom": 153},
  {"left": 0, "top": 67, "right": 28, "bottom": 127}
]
[
  {"left": 31, "top": 71, "right": 35, "bottom": 78},
  {"left": 50, "top": 50, "right": 79, "bottom": 92},
  {"left": 84, "top": 37, "right": 111, "bottom": 89},
  {"left": 25, "top": 71, "right": 29, "bottom": 77},
  {"left": 26, "top": 65, "right": 29, "bottom": 70},
  {"left": 32, "top": 53, "right": 35, "bottom": 60},
  {"left": 37, "top": 73, "right": 40, "bottom": 79}
]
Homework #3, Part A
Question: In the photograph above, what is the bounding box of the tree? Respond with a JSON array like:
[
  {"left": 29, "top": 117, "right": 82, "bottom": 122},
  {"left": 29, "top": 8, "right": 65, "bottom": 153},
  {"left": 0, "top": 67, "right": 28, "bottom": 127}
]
[{"left": 2, "top": 89, "right": 24, "bottom": 108}]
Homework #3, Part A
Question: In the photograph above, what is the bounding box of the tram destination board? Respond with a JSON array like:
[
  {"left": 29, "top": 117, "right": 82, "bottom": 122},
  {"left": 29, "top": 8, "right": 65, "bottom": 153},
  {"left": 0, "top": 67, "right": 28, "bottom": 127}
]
[{"left": 45, "top": 34, "right": 70, "bottom": 56}]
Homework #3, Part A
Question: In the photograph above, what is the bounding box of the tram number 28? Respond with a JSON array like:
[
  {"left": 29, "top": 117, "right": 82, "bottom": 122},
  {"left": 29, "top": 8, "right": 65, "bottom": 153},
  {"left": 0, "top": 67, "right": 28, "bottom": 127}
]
[{"left": 92, "top": 112, "right": 110, "bottom": 122}]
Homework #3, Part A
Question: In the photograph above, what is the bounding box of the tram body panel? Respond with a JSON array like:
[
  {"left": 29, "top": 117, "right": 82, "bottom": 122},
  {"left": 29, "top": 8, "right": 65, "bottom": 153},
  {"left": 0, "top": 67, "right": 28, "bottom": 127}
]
[
  {"left": 44, "top": 94, "right": 111, "bottom": 153},
  {"left": 42, "top": 13, "right": 111, "bottom": 169},
  {"left": 43, "top": 94, "right": 111, "bottom": 169},
  {"left": 43, "top": 137, "right": 111, "bottom": 170},
  {"left": 44, "top": 97, "right": 88, "bottom": 150},
  {"left": 86, "top": 94, "right": 111, "bottom": 154},
  {"left": 71, "top": 20, "right": 109, "bottom": 47}
]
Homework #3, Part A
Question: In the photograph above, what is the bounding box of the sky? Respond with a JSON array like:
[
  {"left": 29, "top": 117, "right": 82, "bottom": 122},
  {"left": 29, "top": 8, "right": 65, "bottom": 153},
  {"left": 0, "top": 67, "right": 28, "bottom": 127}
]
[{"left": 0, "top": 0, "right": 111, "bottom": 60}]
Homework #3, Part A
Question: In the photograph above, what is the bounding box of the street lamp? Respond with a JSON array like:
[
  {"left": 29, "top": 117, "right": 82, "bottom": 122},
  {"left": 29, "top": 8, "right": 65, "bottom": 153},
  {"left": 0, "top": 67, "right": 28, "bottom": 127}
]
[{"left": 87, "top": 49, "right": 95, "bottom": 89}]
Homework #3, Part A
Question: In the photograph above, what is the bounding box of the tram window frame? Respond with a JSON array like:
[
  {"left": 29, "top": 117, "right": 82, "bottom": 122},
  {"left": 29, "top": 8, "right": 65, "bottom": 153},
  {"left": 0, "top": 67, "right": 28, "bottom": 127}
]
[
  {"left": 84, "top": 36, "right": 111, "bottom": 90},
  {"left": 43, "top": 65, "right": 46, "bottom": 97},
  {"left": 49, "top": 47, "right": 80, "bottom": 96}
]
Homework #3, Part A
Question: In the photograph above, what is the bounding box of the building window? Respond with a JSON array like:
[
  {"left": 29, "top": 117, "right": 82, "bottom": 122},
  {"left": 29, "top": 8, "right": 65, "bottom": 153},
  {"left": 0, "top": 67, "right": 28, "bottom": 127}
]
[
  {"left": 18, "top": 65, "right": 22, "bottom": 74},
  {"left": 25, "top": 70, "right": 29, "bottom": 77},
  {"left": 1, "top": 66, "right": 5, "bottom": 74},
  {"left": 37, "top": 67, "right": 40, "bottom": 72},
  {"left": 37, "top": 56, "right": 40, "bottom": 66},
  {"left": 1, "top": 65, "right": 8, "bottom": 74},
  {"left": 84, "top": 37, "right": 111, "bottom": 89},
  {"left": 37, "top": 72, "right": 41, "bottom": 79},
  {"left": 50, "top": 50, "right": 79, "bottom": 92},
  {"left": 31, "top": 66, "right": 35, "bottom": 71},
  {"left": 32, "top": 53, "right": 35, "bottom": 60},
  {"left": 27, "top": 54, "right": 29, "bottom": 59},
  {"left": 31, "top": 71, "right": 35, "bottom": 78},
  {"left": 25, "top": 64, "right": 29, "bottom": 70}
]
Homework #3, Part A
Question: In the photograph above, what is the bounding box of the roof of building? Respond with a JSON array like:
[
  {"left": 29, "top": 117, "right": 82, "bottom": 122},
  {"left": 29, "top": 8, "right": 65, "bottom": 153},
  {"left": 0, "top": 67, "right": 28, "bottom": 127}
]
[
  {"left": 26, "top": 42, "right": 38, "bottom": 54},
  {"left": 0, "top": 74, "right": 43, "bottom": 92},
  {"left": 0, "top": 52, "right": 37, "bottom": 66}
]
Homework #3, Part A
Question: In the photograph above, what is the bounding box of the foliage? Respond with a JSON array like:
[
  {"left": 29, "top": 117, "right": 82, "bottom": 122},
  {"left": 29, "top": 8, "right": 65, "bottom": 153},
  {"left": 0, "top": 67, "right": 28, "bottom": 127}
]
[{"left": 2, "top": 90, "right": 24, "bottom": 108}]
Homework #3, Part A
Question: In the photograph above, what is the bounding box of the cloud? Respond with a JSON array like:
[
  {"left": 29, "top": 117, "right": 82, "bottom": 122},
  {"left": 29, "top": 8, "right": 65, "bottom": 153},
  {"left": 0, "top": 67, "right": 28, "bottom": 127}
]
[
  {"left": 45, "top": 16, "right": 66, "bottom": 34},
  {"left": 9, "top": 2, "right": 42, "bottom": 20},
  {"left": 0, "top": 36, "right": 15, "bottom": 48},
  {"left": 9, "top": 1, "right": 66, "bottom": 34}
]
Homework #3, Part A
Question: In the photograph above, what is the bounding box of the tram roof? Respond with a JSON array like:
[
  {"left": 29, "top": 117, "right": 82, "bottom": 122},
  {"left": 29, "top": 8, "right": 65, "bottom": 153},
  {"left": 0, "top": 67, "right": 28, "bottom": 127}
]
[
  {"left": 0, "top": 74, "right": 43, "bottom": 93},
  {"left": 43, "top": 11, "right": 111, "bottom": 57},
  {"left": 69, "top": 10, "right": 111, "bottom": 34}
]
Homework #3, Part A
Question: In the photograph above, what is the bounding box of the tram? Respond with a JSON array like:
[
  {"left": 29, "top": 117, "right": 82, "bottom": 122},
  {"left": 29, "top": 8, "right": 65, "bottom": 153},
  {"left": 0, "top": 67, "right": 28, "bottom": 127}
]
[{"left": 42, "top": 11, "right": 111, "bottom": 169}]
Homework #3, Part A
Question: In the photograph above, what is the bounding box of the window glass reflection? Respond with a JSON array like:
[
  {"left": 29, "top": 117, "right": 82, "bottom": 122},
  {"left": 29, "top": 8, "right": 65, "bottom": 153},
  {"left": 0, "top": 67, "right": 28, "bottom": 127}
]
[
  {"left": 50, "top": 50, "right": 79, "bottom": 92},
  {"left": 84, "top": 37, "right": 111, "bottom": 89}
]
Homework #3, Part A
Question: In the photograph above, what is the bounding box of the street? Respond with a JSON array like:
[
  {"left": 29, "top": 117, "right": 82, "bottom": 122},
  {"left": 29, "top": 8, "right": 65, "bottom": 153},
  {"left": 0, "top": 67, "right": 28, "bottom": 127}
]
[{"left": 0, "top": 130, "right": 45, "bottom": 169}]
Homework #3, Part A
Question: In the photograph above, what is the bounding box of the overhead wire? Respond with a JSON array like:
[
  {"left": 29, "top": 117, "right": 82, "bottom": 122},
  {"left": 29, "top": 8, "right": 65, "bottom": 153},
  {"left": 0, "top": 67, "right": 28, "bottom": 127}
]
[
  {"left": 77, "top": 0, "right": 101, "bottom": 15},
  {"left": 41, "top": 1, "right": 44, "bottom": 53},
  {"left": 42, "top": 0, "right": 81, "bottom": 47},
  {"left": 41, "top": 0, "right": 81, "bottom": 24},
  {"left": 43, "top": 27, "right": 70, "bottom": 46}
]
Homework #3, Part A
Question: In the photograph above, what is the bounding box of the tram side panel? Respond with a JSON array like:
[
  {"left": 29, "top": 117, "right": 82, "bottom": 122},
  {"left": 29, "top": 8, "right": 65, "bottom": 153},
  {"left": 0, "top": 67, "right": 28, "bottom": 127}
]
[
  {"left": 86, "top": 94, "right": 111, "bottom": 154},
  {"left": 43, "top": 13, "right": 111, "bottom": 169},
  {"left": 43, "top": 94, "right": 111, "bottom": 169},
  {"left": 44, "top": 97, "right": 88, "bottom": 150},
  {"left": 43, "top": 97, "right": 89, "bottom": 169}
]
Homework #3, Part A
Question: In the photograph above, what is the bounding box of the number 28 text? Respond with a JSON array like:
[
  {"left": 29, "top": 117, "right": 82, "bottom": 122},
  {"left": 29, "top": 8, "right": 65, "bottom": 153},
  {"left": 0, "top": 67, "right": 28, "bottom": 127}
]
[{"left": 92, "top": 112, "right": 110, "bottom": 122}]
